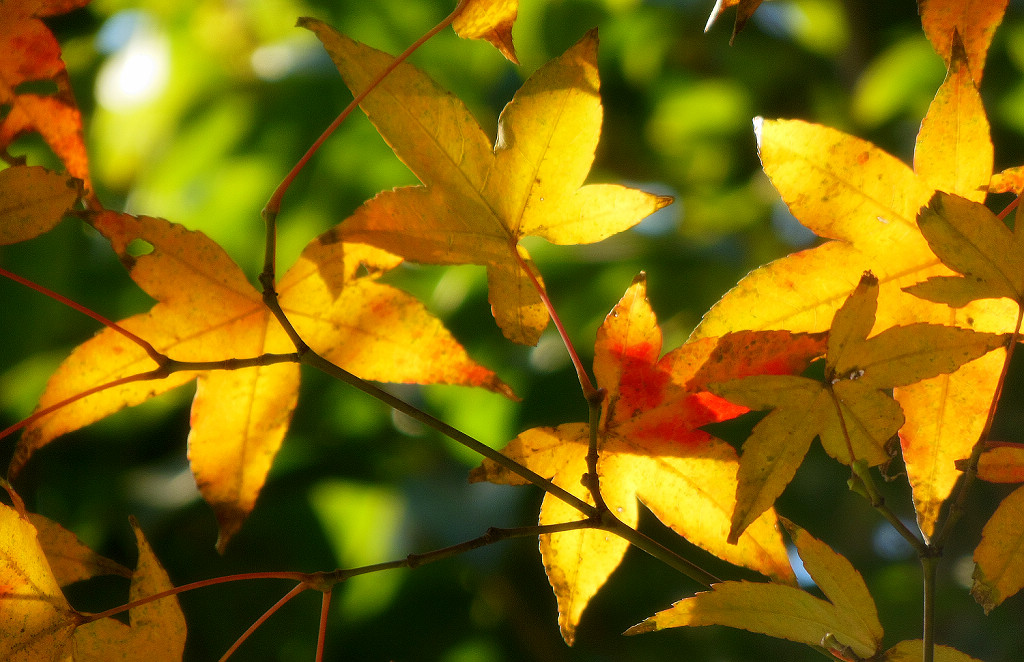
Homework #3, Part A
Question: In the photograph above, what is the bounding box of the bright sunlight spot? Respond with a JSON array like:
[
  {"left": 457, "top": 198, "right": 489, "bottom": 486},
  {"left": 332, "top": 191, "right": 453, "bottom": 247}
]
[
  {"left": 250, "top": 40, "right": 312, "bottom": 81},
  {"left": 96, "top": 11, "right": 170, "bottom": 111}
]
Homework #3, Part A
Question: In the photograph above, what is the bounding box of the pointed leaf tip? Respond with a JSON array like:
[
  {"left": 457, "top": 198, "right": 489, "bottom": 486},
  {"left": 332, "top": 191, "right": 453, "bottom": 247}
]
[
  {"left": 752, "top": 116, "right": 764, "bottom": 150},
  {"left": 453, "top": 0, "right": 520, "bottom": 63},
  {"left": 919, "top": 0, "right": 1007, "bottom": 83}
]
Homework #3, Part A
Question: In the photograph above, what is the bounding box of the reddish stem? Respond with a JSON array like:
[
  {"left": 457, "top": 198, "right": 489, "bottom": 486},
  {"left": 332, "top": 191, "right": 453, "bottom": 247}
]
[
  {"left": 79, "top": 571, "right": 311, "bottom": 624},
  {"left": 315, "top": 590, "right": 332, "bottom": 662},
  {"left": 511, "top": 247, "right": 601, "bottom": 401},
  {"left": 998, "top": 195, "right": 1020, "bottom": 221},
  {"left": 219, "top": 582, "right": 309, "bottom": 661},
  {"left": 0, "top": 266, "right": 162, "bottom": 364},
  {"left": 261, "top": 1, "right": 472, "bottom": 286},
  {"left": 0, "top": 371, "right": 159, "bottom": 448}
]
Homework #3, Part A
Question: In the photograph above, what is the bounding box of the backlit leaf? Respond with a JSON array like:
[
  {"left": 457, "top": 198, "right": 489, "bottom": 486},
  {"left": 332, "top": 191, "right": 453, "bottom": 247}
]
[
  {"left": 974, "top": 444, "right": 1024, "bottom": 483},
  {"left": 988, "top": 165, "right": 1024, "bottom": 194},
  {"left": 712, "top": 274, "right": 1006, "bottom": 541},
  {"left": 0, "top": 503, "right": 76, "bottom": 661},
  {"left": 0, "top": 0, "right": 92, "bottom": 196},
  {"left": 28, "top": 513, "right": 131, "bottom": 587},
  {"left": 918, "top": 0, "right": 1007, "bottom": 82},
  {"left": 627, "top": 521, "right": 882, "bottom": 660},
  {"left": 881, "top": 639, "right": 985, "bottom": 662},
  {"left": 16, "top": 211, "right": 511, "bottom": 550},
  {"left": 472, "top": 274, "right": 817, "bottom": 643},
  {"left": 453, "top": 0, "right": 519, "bottom": 63},
  {"left": 905, "top": 192, "right": 1024, "bottom": 306},
  {"left": 914, "top": 32, "right": 991, "bottom": 202},
  {"left": 71, "top": 519, "right": 186, "bottom": 661},
  {"left": 695, "top": 56, "right": 1015, "bottom": 538},
  {"left": 972, "top": 484, "right": 1024, "bottom": 612},
  {"left": 304, "top": 21, "right": 670, "bottom": 345}
]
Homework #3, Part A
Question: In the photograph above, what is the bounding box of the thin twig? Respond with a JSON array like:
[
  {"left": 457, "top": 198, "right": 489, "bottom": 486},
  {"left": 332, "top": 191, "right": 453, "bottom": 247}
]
[
  {"left": 219, "top": 583, "right": 308, "bottom": 662},
  {"left": 1, "top": 353, "right": 301, "bottom": 447},
  {"left": 315, "top": 590, "right": 332, "bottom": 662},
  {"left": 78, "top": 571, "right": 310, "bottom": 624},
  {"left": 0, "top": 266, "right": 163, "bottom": 365},
  {"left": 512, "top": 247, "right": 602, "bottom": 401},
  {"left": 584, "top": 395, "right": 609, "bottom": 512},
  {"left": 922, "top": 555, "right": 938, "bottom": 662},
  {"left": 260, "top": 0, "right": 473, "bottom": 288}
]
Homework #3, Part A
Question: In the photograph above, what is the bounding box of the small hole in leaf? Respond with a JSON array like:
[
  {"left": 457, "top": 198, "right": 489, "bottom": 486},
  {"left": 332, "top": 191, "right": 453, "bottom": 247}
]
[{"left": 126, "top": 238, "right": 154, "bottom": 257}]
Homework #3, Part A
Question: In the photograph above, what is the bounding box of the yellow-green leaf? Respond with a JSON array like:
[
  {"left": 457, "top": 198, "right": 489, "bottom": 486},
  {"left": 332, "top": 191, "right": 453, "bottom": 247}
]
[
  {"left": 627, "top": 522, "right": 882, "bottom": 659},
  {"left": 906, "top": 192, "right": 1024, "bottom": 306},
  {"left": 711, "top": 273, "right": 1005, "bottom": 540}
]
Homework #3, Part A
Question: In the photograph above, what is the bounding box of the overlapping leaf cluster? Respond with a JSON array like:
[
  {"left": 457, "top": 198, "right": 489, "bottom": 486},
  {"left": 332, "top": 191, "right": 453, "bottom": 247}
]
[{"left": 4, "top": 0, "right": 1024, "bottom": 659}]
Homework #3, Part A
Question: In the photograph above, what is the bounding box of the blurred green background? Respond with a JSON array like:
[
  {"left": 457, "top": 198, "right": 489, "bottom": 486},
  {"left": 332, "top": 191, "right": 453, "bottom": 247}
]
[{"left": 4, "top": 0, "right": 1024, "bottom": 660}]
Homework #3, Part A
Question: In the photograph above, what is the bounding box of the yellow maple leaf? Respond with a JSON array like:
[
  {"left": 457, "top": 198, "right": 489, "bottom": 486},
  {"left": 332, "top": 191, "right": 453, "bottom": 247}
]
[
  {"left": 0, "top": 502, "right": 77, "bottom": 661},
  {"left": 711, "top": 273, "right": 1007, "bottom": 541},
  {"left": 27, "top": 513, "right": 131, "bottom": 587},
  {"left": 13, "top": 211, "right": 512, "bottom": 550},
  {"left": 0, "top": 0, "right": 93, "bottom": 198},
  {"left": 880, "top": 640, "right": 985, "bottom": 662},
  {"left": 691, "top": 25, "right": 1013, "bottom": 540},
  {"left": 471, "top": 274, "right": 817, "bottom": 643},
  {"left": 71, "top": 518, "right": 186, "bottom": 661},
  {"left": 303, "top": 20, "right": 671, "bottom": 345}
]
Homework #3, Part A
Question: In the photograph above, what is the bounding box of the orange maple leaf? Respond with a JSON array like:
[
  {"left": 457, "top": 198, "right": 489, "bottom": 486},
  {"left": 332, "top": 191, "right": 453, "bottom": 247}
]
[
  {"left": 303, "top": 21, "right": 671, "bottom": 346},
  {"left": 0, "top": 0, "right": 93, "bottom": 199},
  {"left": 691, "top": 19, "right": 1012, "bottom": 541},
  {"left": 470, "top": 274, "right": 824, "bottom": 643},
  {"left": 918, "top": 0, "right": 1008, "bottom": 83},
  {"left": 0, "top": 165, "right": 81, "bottom": 245},
  {"left": 453, "top": 0, "right": 519, "bottom": 63},
  {"left": 13, "top": 211, "right": 512, "bottom": 550},
  {"left": 1, "top": 501, "right": 185, "bottom": 661}
]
